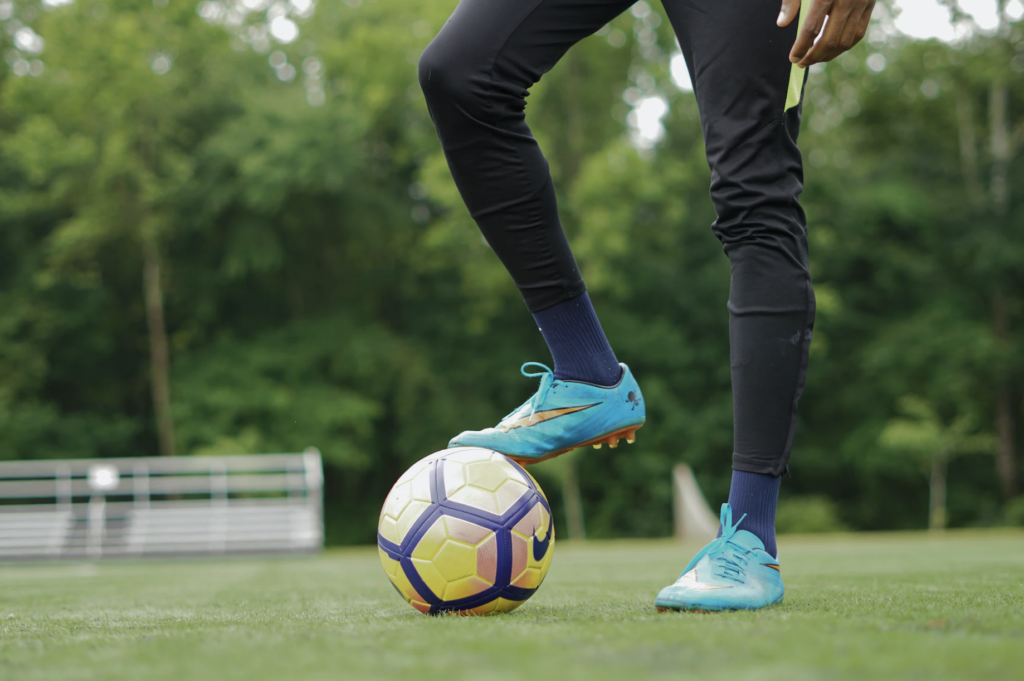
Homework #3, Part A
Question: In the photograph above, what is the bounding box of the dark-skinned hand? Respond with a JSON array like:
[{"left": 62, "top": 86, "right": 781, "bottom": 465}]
[{"left": 779, "top": 0, "right": 877, "bottom": 68}]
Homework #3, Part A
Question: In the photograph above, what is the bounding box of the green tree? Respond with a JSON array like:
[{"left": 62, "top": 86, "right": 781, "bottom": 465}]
[
  {"left": 880, "top": 395, "right": 993, "bottom": 530},
  {"left": 948, "top": 0, "right": 1024, "bottom": 497},
  {"left": 2, "top": 0, "right": 257, "bottom": 456}
]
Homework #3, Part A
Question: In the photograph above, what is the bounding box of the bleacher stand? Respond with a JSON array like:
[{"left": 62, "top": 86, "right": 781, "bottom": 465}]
[{"left": 0, "top": 450, "right": 323, "bottom": 561}]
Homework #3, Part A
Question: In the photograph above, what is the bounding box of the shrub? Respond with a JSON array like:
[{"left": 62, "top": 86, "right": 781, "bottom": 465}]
[
  {"left": 776, "top": 496, "right": 849, "bottom": 534},
  {"left": 1003, "top": 497, "right": 1024, "bottom": 527}
]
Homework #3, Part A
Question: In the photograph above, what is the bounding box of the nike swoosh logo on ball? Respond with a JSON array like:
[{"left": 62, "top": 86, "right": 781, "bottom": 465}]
[{"left": 532, "top": 525, "right": 551, "bottom": 561}]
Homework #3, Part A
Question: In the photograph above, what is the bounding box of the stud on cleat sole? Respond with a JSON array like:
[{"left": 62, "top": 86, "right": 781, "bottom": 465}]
[{"left": 507, "top": 424, "right": 643, "bottom": 466}]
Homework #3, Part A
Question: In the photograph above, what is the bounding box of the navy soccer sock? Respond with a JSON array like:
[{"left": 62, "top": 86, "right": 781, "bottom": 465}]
[
  {"left": 531, "top": 292, "right": 622, "bottom": 387},
  {"left": 722, "top": 469, "right": 781, "bottom": 558}
]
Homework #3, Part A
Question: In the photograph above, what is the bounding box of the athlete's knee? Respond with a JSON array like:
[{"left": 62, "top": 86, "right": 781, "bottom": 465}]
[
  {"left": 705, "top": 119, "right": 805, "bottom": 247},
  {"left": 708, "top": 174, "right": 806, "bottom": 248},
  {"left": 418, "top": 37, "right": 485, "bottom": 116},
  {"left": 417, "top": 40, "right": 444, "bottom": 99}
]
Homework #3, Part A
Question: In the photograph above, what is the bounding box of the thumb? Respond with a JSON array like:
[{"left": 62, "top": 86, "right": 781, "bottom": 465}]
[{"left": 777, "top": 0, "right": 801, "bottom": 26}]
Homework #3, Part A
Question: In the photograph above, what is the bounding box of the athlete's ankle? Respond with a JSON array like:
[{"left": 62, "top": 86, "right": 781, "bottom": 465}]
[
  {"left": 723, "top": 469, "right": 781, "bottom": 558},
  {"left": 532, "top": 292, "right": 621, "bottom": 387}
]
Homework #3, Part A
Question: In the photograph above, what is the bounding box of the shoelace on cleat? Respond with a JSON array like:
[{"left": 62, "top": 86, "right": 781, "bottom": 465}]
[
  {"left": 501, "top": 362, "right": 556, "bottom": 424},
  {"left": 710, "top": 551, "right": 749, "bottom": 584},
  {"left": 678, "top": 503, "right": 751, "bottom": 585}
]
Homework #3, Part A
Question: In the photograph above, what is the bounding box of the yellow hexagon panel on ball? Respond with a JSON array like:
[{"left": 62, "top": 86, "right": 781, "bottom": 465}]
[{"left": 377, "top": 447, "right": 555, "bottom": 615}]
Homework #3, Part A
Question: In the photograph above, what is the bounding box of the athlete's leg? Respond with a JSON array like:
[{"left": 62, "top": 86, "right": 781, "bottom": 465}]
[
  {"left": 418, "top": 0, "right": 632, "bottom": 388},
  {"left": 421, "top": 0, "right": 646, "bottom": 463},
  {"left": 667, "top": 0, "right": 813, "bottom": 489},
  {"left": 418, "top": 0, "right": 630, "bottom": 312},
  {"left": 656, "top": 0, "right": 811, "bottom": 611}
]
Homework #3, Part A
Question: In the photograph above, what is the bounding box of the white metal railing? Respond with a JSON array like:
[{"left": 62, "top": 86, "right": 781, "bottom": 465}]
[{"left": 0, "top": 450, "right": 323, "bottom": 561}]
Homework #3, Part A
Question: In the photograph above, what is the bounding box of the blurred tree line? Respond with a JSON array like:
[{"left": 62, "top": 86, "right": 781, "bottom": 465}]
[{"left": 0, "top": 0, "right": 1021, "bottom": 543}]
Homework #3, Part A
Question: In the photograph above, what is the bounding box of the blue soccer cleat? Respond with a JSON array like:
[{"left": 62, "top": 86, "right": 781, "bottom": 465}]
[
  {"left": 448, "top": 362, "right": 645, "bottom": 465},
  {"left": 655, "top": 503, "right": 783, "bottom": 612}
]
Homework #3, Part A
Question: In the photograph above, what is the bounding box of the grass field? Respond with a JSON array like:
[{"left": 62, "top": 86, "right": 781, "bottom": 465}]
[{"left": 2, "top": 531, "right": 1023, "bottom": 681}]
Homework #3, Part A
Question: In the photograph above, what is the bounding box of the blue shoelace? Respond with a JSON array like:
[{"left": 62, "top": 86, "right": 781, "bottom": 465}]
[
  {"left": 680, "top": 504, "right": 750, "bottom": 585},
  {"left": 502, "top": 362, "right": 556, "bottom": 424}
]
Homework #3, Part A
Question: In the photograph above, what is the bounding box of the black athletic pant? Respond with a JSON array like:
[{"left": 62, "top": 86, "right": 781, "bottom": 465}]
[{"left": 419, "top": 0, "right": 814, "bottom": 477}]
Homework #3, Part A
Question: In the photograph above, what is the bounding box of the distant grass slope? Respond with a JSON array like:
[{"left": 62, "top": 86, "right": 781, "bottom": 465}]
[{"left": 1, "top": 531, "right": 1022, "bottom": 681}]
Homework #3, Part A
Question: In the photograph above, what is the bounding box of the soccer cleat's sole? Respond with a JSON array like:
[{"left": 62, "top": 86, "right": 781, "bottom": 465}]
[
  {"left": 506, "top": 424, "right": 642, "bottom": 467},
  {"left": 655, "top": 593, "right": 783, "bottom": 614}
]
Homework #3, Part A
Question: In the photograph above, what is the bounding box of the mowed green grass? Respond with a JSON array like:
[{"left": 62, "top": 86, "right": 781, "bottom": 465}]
[{"left": 1, "top": 531, "right": 1023, "bottom": 681}]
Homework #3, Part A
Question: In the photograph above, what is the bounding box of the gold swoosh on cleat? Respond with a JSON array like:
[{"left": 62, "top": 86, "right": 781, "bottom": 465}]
[
  {"left": 762, "top": 563, "right": 781, "bottom": 572},
  {"left": 500, "top": 403, "right": 600, "bottom": 432}
]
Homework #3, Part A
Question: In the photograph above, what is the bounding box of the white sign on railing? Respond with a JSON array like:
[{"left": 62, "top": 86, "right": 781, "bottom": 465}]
[{"left": 0, "top": 450, "right": 324, "bottom": 561}]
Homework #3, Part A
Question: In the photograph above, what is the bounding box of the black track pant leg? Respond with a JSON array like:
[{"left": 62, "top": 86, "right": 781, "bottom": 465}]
[
  {"left": 662, "top": 0, "right": 815, "bottom": 476},
  {"left": 418, "top": 0, "right": 634, "bottom": 312}
]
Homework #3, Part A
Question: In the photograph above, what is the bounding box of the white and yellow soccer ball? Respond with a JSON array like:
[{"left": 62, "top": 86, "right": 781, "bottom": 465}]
[{"left": 377, "top": 447, "right": 554, "bottom": 615}]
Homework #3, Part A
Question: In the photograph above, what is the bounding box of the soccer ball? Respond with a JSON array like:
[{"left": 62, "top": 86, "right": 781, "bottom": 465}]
[{"left": 377, "top": 447, "right": 554, "bottom": 615}]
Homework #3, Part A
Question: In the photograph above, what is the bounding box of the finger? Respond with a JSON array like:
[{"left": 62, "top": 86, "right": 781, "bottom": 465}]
[
  {"left": 789, "top": 0, "right": 832, "bottom": 64},
  {"left": 797, "top": 3, "right": 854, "bottom": 66},
  {"left": 807, "top": 6, "right": 862, "bottom": 66},
  {"left": 836, "top": 2, "right": 869, "bottom": 54},
  {"left": 819, "top": 0, "right": 873, "bottom": 63},
  {"left": 851, "top": 0, "right": 876, "bottom": 45},
  {"left": 799, "top": 0, "right": 876, "bottom": 66},
  {"left": 777, "top": 0, "right": 801, "bottom": 27}
]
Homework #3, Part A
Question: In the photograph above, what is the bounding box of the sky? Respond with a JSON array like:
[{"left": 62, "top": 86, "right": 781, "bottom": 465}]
[{"left": 894, "top": 0, "right": 1023, "bottom": 40}]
